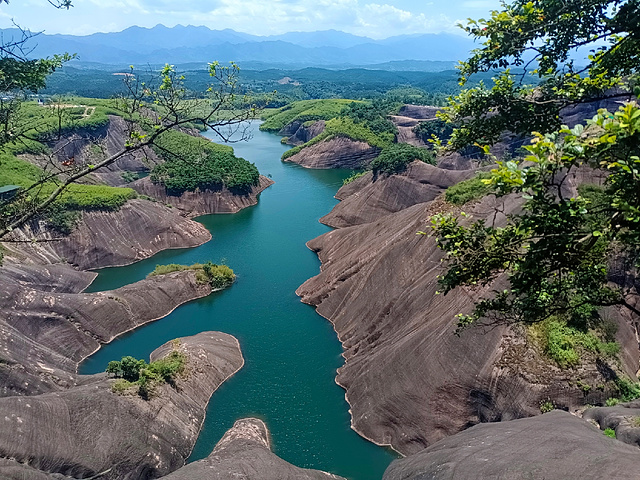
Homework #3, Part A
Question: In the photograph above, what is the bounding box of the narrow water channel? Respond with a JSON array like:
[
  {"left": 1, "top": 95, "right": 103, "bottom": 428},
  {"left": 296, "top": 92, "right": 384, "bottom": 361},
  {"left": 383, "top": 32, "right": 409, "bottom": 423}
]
[{"left": 80, "top": 121, "right": 396, "bottom": 479}]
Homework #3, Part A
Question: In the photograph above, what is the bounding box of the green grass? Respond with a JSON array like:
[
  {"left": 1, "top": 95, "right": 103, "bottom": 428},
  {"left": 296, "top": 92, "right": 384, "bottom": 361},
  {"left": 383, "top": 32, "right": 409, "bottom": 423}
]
[
  {"left": 445, "top": 172, "right": 494, "bottom": 205},
  {"left": 604, "top": 428, "right": 616, "bottom": 438},
  {"left": 148, "top": 262, "right": 235, "bottom": 289},
  {"left": 343, "top": 171, "right": 368, "bottom": 185},
  {"left": 260, "top": 99, "right": 359, "bottom": 132},
  {"left": 529, "top": 317, "right": 620, "bottom": 369}
]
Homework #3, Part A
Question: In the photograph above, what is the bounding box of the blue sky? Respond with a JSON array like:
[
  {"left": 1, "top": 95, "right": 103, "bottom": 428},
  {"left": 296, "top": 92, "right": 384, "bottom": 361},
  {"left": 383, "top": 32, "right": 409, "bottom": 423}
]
[{"left": 0, "top": 0, "right": 502, "bottom": 38}]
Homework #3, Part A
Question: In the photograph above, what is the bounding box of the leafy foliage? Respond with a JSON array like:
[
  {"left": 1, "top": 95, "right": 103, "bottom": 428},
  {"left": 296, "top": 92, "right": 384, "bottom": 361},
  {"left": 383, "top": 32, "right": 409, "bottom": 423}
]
[
  {"left": 148, "top": 262, "right": 235, "bottom": 289},
  {"left": 604, "top": 428, "right": 616, "bottom": 438},
  {"left": 370, "top": 143, "right": 435, "bottom": 175},
  {"left": 107, "top": 348, "right": 186, "bottom": 399},
  {"left": 413, "top": 119, "right": 455, "bottom": 144},
  {"left": 342, "top": 170, "right": 367, "bottom": 185},
  {"left": 150, "top": 129, "right": 259, "bottom": 193},
  {"left": 433, "top": 103, "right": 640, "bottom": 331},
  {"left": 444, "top": 172, "right": 494, "bottom": 205},
  {"left": 439, "top": 0, "right": 639, "bottom": 150}
]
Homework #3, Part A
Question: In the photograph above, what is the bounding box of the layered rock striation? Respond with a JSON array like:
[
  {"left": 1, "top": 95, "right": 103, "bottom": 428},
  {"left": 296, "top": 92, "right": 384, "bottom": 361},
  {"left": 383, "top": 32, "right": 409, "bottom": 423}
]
[
  {"left": 283, "top": 136, "right": 381, "bottom": 169},
  {"left": 131, "top": 175, "right": 274, "bottom": 217}
]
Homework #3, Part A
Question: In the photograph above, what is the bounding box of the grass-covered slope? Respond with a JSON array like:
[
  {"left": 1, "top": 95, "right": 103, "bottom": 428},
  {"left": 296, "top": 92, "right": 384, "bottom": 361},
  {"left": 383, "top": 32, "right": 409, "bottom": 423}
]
[{"left": 260, "top": 99, "right": 359, "bottom": 132}]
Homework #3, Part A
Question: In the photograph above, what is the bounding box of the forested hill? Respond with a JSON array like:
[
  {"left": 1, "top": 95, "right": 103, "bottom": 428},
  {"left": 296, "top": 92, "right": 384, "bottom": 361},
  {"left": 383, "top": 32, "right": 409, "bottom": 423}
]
[{"left": 1, "top": 24, "right": 474, "bottom": 68}]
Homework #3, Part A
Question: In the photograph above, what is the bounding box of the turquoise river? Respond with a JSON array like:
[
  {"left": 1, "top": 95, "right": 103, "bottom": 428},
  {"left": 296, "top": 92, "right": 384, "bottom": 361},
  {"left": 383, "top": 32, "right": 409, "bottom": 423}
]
[{"left": 80, "top": 121, "right": 396, "bottom": 479}]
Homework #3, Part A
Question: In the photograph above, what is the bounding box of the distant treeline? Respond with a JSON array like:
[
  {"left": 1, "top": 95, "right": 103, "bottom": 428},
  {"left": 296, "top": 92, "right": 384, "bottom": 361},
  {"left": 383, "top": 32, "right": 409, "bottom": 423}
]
[{"left": 41, "top": 66, "right": 502, "bottom": 106}]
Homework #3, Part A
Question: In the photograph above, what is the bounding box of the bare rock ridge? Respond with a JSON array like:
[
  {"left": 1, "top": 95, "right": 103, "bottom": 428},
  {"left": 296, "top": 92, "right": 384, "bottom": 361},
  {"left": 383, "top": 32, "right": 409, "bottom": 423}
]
[
  {"left": 281, "top": 119, "right": 327, "bottom": 146},
  {"left": 0, "top": 333, "right": 244, "bottom": 480},
  {"left": 284, "top": 136, "right": 381, "bottom": 169},
  {"left": 7, "top": 199, "right": 212, "bottom": 270},
  {"left": 390, "top": 104, "right": 439, "bottom": 147},
  {"left": 320, "top": 161, "right": 475, "bottom": 228},
  {"left": 382, "top": 411, "right": 640, "bottom": 480},
  {"left": 0, "top": 264, "right": 213, "bottom": 396},
  {"left": 131, "top": 175, "right": 275, "bottom": 216},
  {"left": 297, "top": 165, "right": 638, "bottom": 455},
  {"left": 162, "top": 418, "right": 345, "bottom": 480}
]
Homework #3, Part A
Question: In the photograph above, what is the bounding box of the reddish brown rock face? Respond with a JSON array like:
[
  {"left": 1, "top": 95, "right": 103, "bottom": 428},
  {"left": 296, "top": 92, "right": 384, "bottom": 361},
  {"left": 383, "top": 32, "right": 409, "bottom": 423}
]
[{"left": 284, "top": 136, "right": 381, "bottom": 169}]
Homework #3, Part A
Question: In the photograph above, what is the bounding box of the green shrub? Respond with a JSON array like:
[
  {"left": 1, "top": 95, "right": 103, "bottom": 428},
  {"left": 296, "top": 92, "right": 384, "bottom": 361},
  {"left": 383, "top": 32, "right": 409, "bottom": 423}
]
[
  {"left": 413, "top": 119, "right": 455, "bottom": 143},
  {"left": 370, "top": 143, "right": 435, "bottom": 175},
  {"left": 615, "top": 378, "right": 640, "bottom": 402},
  {"left": 445, "top": 172, "right": 494, "bottom": 205},
  {"left": 343, "top": 171, "right": 367, "bottom": 185},
  {"left": 149, "top": 262, "right": 235, "bottom": 289},
  {"left": 121, "top": 171, "right": 139, "bottom": 183},
  {"left": 106, "top": 349, "right": 186, "bottom": 399},
  {"left": 606, "top": 397, "right": 620, "bottom": 406},
  {"left": 540, "top": 399, "right": 555, "bottom": 413},
  {"left": 604, "top": 428, "right": 616, "bottom": 438},
  {"left": 529, "top": 317, "right": 620, "bottom": 369}
]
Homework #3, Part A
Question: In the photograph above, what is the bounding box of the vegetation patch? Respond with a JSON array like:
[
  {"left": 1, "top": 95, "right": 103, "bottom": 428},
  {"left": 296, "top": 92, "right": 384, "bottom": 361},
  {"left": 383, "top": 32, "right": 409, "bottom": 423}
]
[
  {"left": 106, "top": 344, "right": 186, "bottom": 399},
  {"left": 539, "top": 399, "right": 555, "bottom": 413},
  {"left": 528, "top": 317, "right": 620, "bottom": 369},
  {"left": 413, "top": 119, "right": 455, "bottom": 144},
  {"left": 259, "top": 99, "right": 357, "bottom": 132},
  {"left": 444, "top": 172, "right": 494, "bottom": 205},
  {"left": 370, "top": 143, "right": 435, "bottom": 175},
  {"left": 343, "top": 171, "right": 367, "bottom": 185},
  {"left": 148, "top": 261, "right": 235, "bottom": 289},
  {"left": 604, "top": 428, "right": 616, "bottom": 438},
  {"left": 150, "top": 129, "right": 259, "bottom": 193}
]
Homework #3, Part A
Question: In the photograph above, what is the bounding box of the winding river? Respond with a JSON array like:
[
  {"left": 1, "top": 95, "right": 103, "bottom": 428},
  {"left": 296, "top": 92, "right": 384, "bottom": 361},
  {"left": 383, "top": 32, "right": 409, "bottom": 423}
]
[{"left": 80, "top": 121, "right": 396, "bottom": 479}]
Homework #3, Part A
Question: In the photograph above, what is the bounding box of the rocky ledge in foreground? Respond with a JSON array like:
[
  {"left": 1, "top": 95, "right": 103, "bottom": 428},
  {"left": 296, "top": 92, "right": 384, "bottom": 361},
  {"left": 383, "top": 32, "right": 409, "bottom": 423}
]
[
  {"left": 131, "top": 175, "right": 275, "bottom": 216},
  {"left": 163, "top": 418, "right": 345, "bottom": 480},
  {"left": 383, "top": 410, "right": 640, "bottom": 480},
  {"left": 0, "top": 332, "right": 244, "bottom": 480}
]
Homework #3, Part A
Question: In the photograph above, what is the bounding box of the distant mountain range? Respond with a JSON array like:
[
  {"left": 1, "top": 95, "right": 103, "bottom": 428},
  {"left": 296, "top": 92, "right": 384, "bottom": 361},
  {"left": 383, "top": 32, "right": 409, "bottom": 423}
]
[{"left": 3, "top": 24, "right": 475, "bottom": 70}]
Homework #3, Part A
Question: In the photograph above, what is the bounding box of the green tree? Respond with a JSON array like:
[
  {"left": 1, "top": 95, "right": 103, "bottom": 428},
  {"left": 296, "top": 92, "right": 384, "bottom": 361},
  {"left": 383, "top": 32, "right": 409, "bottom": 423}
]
[
  {"left": 438, "top": 0, "right": 639, "bottom": 150},
  {"left": 431, "top": 0, "right": 640, "bottom": 332}
]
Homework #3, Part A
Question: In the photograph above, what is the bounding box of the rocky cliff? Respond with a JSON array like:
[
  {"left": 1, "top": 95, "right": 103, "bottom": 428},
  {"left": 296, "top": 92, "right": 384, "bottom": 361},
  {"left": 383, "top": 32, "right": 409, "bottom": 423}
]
[
  {"left": 131, "top": 175, "right": 274, "bottom": 217},
  {"left": 283, "top": 136, "right": 381, "bottom": 169},
  {"left": 382, "top": 410, "right": 640, "bottom": 480},
  {"left": 297, "top": 167, "right": 638, "bottom": 455},
  {"left": 281, "top": 120, "right": 326, "bottom": 146},
  {"left": 0, "top": 332, "right": 244, "bottom": 480},
  {"left": 320, "top": 161, "right": 475, "bottom": 228},
  {"left": 162, "top": 418, "right": 345, "bottom": 480},
  {"left": 0, "top": 265, "right": 214, "bottom": 396},
  {"left": 5, "top": 199, "right": 212, "bottom": 270},
  {"left": 390, "top": 104, "right": 439, "bottom": 147}
]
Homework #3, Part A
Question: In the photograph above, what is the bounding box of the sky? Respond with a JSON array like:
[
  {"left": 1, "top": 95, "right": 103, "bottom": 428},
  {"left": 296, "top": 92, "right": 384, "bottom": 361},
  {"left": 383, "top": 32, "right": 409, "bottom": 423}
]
[{"left": 0, "top": 0, "right": 502, "bottom": 38}]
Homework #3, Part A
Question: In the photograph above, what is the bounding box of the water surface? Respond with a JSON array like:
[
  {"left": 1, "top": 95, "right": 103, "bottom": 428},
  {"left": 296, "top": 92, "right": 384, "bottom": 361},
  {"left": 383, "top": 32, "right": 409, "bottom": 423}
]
[{"left": 81, "top": 122, "right": 395, "bottom": 479}]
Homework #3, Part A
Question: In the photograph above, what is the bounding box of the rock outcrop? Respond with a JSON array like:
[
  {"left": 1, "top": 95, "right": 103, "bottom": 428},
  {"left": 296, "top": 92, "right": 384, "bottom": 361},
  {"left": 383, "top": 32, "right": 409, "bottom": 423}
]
[
  {"left": 5, "top": 199, "right": 211, "bottom": 269},
  {"left": 284, "top": 136, "right": 381, "bottom": 169},
  {"left": 320, "top": 161, "right": 475, "bottom": 228},
  {"left": 382, "top": 410, "right": 640, "bottom": 480},
  {"left": 281, "top": 120, "right": 326, "bottom": 146},
  {"left": 390, "top": 105, "right": 439, "bottom": 147},
  {"left": 162, "top": 418, "right": 345, "bottom": 480},
  {"left": 131, "top": 175, "right": 274, "bottom": 217},
  {"left": 583, "top": 401, "right": 640, "bottom": 448},
  {"left": 0, "top": 265, "right": 213, "bottom": 396},
  {"left": 298, "top": 174, "right": 637, "bottom": 455},
  {"left": 0, "top": 332, "right": 244, "bottom": 480}
]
